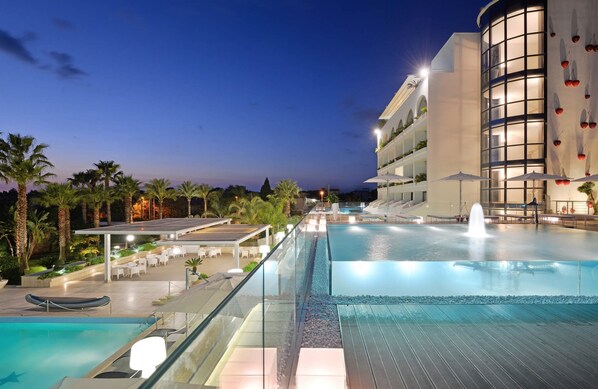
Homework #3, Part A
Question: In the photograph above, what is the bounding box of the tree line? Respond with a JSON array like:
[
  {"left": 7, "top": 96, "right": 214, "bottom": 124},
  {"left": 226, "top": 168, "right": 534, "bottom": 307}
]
[{"left": 0, "top": 133, "right": 301, "bottom": 275}]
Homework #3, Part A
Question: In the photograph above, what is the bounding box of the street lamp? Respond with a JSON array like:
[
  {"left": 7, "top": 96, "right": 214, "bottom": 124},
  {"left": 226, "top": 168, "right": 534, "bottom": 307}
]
[
  {"left": 125, "top": 234, "right": 134, "bottom": 249},
  {"left": 320, "top": 190, "right": 324, "bottom": 207}
]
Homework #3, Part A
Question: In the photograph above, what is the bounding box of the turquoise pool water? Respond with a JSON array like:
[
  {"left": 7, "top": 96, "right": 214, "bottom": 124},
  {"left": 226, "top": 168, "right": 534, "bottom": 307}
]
[
  {"left": 0, "top": 317, "right": 153, "bottom": 388},
  {"left": 328, "top": 224, "right": 598, "bottom": 296}
]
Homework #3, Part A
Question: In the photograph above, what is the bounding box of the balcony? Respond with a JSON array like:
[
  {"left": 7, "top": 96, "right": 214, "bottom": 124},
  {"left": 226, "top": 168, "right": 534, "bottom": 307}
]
[{"left": 376, "top": 112, "right": 427, "bottom": 154}]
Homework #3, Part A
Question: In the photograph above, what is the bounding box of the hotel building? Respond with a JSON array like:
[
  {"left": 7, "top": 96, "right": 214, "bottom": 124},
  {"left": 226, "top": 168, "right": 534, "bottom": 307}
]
[{"left": 375, "top": 0, "right": 598, "bottom": 216}]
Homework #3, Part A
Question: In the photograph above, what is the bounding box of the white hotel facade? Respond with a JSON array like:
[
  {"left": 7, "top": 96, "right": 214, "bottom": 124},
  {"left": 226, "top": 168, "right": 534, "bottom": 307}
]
[{"left": 375, "top": 0, "right": 598, "bottom": 217}]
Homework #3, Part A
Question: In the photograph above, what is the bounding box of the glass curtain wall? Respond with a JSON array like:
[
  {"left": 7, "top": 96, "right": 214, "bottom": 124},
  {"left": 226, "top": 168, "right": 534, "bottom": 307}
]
[
  {"left": 480, "top": 0, "right": 547, "bottom": 215},
  {"left": 141, "top": 214, "right": 317, "bottom": 389}
]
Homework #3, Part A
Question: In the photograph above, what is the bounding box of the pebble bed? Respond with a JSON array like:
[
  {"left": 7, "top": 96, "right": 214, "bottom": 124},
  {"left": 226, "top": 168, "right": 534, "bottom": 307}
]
[{"left": 300, "top": 234, "right": 598, "bottom": 348}]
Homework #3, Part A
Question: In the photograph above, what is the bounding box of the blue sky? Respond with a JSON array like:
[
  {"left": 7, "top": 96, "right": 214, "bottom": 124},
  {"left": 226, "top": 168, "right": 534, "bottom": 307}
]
[{"left": 0, "top": 0, "right": 487, "bottom": 191}]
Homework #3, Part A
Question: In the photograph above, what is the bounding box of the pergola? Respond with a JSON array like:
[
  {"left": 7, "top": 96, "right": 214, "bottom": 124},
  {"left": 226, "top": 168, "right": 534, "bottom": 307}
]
[
  {"left": 74, "top": 218, "right": 230, "bottom": 282},
  {"left": 156, "top": 223, "right": 271, "bottom": 269}
]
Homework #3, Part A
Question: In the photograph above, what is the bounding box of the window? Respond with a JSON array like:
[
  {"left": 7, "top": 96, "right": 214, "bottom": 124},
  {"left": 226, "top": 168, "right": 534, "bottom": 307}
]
[
  {"left": 507, "top": 79, "right": 525, "bottom": 102},
  {"left": 527, "top": 33, "right": 544, "bottom": 55},
  {"left": 507, "top": 36, "right": 525, "bottom": 60},
  {"left": 507, "top": 14, "right": 525, "bottom": 39},
  {"left": 491, "top": 20, "right": 505, "bottom": 44},
  {"left": 526, "top": 11, "right": 544, "bottom": 32}
]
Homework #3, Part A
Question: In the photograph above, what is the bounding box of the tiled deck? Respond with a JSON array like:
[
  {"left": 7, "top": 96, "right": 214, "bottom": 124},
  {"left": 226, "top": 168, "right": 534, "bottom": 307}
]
[{"left": 339, "top": 304, "right": 598, "bottom": 389}]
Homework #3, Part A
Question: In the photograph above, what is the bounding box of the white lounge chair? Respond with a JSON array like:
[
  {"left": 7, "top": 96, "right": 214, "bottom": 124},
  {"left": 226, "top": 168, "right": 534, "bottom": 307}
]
[
  {"left": 127, "top": 264, "right": 140, "bottom": 278},
  {"left": 159, "top": 254, "right": 169, "bottom": 266}
]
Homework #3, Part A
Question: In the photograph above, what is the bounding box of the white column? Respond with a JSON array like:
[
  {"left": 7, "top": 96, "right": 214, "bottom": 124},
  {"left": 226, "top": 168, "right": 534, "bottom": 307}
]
[
  {"left": 104, "top": 234, "right": 111, "bottom": 282},
  {"left": 233, "top": 243, "right": 240, "bottom": 269}
]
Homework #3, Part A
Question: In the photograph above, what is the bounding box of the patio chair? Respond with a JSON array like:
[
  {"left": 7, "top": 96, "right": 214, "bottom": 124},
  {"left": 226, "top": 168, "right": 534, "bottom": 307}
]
[
  {"left": 248, "top": 247, "right": 259, "bottom": 257},
  {"left": 159, "top": 254, "right": 169, "bottom": 266},
  {"left": 112, "top": 267, "right": 125, "bottom": 279},
  {"left": 147, "top": 255, "right": 158, "bottom": 267},
  {"left": 241, "top": 250, "right": 249, "bottom": 259},
  {"left": 198, "top": 249, "right": 207, "bottom": 259},
  {"left": 136, "top": 259, "right": 147, "bottom": 274},
  {"left": 128, "top": 264, "right": 140, "bottom": 278}
]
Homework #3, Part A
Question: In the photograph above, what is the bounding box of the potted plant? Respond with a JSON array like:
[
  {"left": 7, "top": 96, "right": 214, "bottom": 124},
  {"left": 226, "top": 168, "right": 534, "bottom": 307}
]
[
  {"left": 578, "top": 182, "right": 598, "bottom": 215},
  {"left": 185, "top": 257, "right": 203, "bottom": 274}
]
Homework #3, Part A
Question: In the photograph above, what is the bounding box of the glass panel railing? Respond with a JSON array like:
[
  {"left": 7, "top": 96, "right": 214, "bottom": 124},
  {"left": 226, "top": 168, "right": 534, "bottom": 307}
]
[{"left": 142, "top": 211, "right": 316, "bottom": 388}]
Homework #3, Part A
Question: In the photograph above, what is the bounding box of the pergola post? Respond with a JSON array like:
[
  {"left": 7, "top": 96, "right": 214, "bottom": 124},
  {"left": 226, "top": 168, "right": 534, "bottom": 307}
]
[
  {"left": 266, "top": 228, "right": 270, "bottom": 245},
  {"left": 233, "top": 243, "right": 240, "bottom": 269},
  {"left": 104, "top": 234, "right": 111, "bottom": 282}
]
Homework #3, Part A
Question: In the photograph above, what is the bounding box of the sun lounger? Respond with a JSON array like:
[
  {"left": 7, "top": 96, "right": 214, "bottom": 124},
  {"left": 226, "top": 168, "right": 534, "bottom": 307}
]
[{"left": 25, "top": 294, "right": 111, "bottom": 311}]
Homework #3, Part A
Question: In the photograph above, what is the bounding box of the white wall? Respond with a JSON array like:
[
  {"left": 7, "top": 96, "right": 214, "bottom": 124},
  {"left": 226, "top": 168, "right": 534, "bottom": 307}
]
[
  {"left": 546, "top": 0, "right": 598, "bottom": 209},
  {"left": 426, "top": 33, "right": 482, "bottom": 216}
]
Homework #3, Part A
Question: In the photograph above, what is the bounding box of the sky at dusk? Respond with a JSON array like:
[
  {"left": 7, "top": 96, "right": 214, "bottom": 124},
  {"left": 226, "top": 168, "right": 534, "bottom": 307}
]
[{"left": 0, "top": 0, "right": 489, "bottom": 192}]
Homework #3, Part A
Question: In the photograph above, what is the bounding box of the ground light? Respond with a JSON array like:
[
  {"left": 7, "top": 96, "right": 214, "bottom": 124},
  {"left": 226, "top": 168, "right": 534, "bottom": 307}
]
[{"left": 129, "top": 337, "right": 167, "bottom": 378}]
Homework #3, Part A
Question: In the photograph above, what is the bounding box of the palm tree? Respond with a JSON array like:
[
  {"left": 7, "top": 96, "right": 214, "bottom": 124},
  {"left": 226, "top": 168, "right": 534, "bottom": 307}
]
[
  {"left": 94, "top": 160, "right": 122, "bottom": 225},
  {"left": 0, "top": 205, "right": 17, "bottom": 257},
  {"left": 37, "top": 183, "right": 79, "bottom": 264},
  {"left": 273, "top": 179, "right": 301, "bottom": 217},
  {"left": 177, "top": 181, "right": 200, "bottom": 217},
  {"left": 25, "top": 210, "right": 55, "bottom": 267},
  {"left": 229, "top": 196, "right": 264, "bottom": 224},
  {"left": 70, "top": 169, "right": 101, "bottom": 224},
  {"left": 0, "top": 133, "right": 54, "bottom": 272},
  {"left": 86, "top": 186, "right": 109, "bottom": 228},
  {"left": 114, "top": 175, "right": 141, "bottom": 223},
  {"left": 203, "top": 190, "right": 229, "bottom": 217},
  {"left": 145, "top": 178, "right": 175, "bottom": 219},
  {"left": 197, "top": 183, "right": 213, "bottom": 215}
]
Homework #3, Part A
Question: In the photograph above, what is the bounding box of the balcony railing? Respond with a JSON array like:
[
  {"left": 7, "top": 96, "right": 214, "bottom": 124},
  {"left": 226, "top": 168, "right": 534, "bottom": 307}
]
[{"left": 140, "top": 212, "right": 318, "bottom": 388}]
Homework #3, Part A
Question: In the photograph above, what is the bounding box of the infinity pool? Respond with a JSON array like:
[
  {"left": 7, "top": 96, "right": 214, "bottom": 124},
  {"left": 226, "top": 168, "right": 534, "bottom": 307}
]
[
  {"left": 328, "top": 224, "right": 598, "bottom": 296},
  {"left": 0, "top": 317, "right": 153, "bottom": 388}
]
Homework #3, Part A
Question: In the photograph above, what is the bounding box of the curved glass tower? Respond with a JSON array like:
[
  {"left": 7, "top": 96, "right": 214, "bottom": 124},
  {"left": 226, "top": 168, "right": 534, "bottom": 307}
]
[{"left": 479, "top": 0, "right": 547, "bottom": 215}]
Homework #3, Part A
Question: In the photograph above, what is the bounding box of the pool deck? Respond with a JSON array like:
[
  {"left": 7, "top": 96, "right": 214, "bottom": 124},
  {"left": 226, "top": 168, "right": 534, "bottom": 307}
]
[
  {"left": 0, "top": 253, "right": 254, "bottom": 317},
  {"left": 339, "top": 304, "right": 598, "bottom": 389}
]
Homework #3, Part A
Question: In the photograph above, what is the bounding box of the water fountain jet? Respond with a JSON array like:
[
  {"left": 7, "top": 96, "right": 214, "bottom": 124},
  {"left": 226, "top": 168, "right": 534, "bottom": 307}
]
[{"left": 467, "top": 203, "right": 487, "bottom": 238}]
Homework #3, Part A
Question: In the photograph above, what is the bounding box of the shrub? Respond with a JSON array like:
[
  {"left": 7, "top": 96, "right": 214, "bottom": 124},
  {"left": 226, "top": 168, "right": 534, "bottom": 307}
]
[
  {"left": 0, "top": 256, "right": 20, "bottom": 285},
  {"left": 415, "top": 140, "right": 428, "bottom": 151},
  {"left": 415, "top": 173, "right": 427, "bottom": 183},
  {"left": 137, "top": 242, "right": 157, "bottom": 252},
  {"left": 117, "top": 249, "right": 136, "bottom": 258},
  {"left": 86, "top": 256, "right": 105, "bottom": 266},
  {"left": 38, "top": 256, "right": 59, "bottom": 269},
  {"left": 243, "top": 262, "right": 259, "bottom": 273}
]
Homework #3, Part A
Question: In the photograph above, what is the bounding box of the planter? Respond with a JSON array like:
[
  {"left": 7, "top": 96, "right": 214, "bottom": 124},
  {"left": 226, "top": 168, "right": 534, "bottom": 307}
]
[{"left": 20, "top": 250, "right": 160, "bottom": 288}]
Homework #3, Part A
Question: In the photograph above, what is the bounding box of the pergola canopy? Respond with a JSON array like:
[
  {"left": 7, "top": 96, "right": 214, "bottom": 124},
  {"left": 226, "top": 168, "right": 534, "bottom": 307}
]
[
  {"left": 74, "top": 218, "right": 231, "bottom": 236},
  {"left": 157, "top": 224, "right": 270, "bottom": 246}
]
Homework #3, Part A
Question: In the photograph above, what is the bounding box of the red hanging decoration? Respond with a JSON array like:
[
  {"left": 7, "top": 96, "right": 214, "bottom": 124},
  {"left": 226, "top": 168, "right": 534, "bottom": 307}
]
[
  {"left": 581, "top": 122, "right": 589, "bottom": 129},
  {"left": 572, "top": 80, "right": 581, "bottom": 87},
  {"left": 561, "top": 60, "right": 569, "bottom": 68},
  {"left": 556, "top": 179, "right": 564, "bottom": 185},
  {"left": 550, "top": 32, "right": 556, "bottom": 37},
  {"left": 563, "top": 179, "right": 571, "bottom": 186},
  {"left": 565, "top": 80, "right": 574, "bottom": 87},
  {"left": 586, "top": 94, "right": 592, "bottom": 99},
  {"left": 578, "top": 153, "right": 586, "bottom": 160},
  {"left": 594, "top": 45, "right": 598, "bottom": 52},
  {"left": 553, "top": 139, "right": 562, "bottom": 146},
  {"left": 572, "top": 35, "right": 581, "bottom": 43},
  {"left": 555, "top": 107, "right": 564, "bottom": 115},
  {"left": 590, "top": 122, "right": 597, "bottom": 129},
  {"left": 587, "top": 45, "right": 594, "bottom": 52},
  {"left": 586, "top": 172, "right": 592, "bottom": 177}
]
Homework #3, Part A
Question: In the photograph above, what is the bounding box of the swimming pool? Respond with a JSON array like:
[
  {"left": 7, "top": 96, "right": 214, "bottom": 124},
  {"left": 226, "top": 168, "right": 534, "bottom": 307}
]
[
  {"left": 328, "top": 224, "right": 598, "bottom": 296},
  {"left": 0, "top": 317, "right": 153, "bottom": 388}
]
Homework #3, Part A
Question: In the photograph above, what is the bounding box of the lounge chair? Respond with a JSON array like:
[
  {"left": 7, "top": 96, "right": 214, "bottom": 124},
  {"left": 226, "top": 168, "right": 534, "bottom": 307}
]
[{"left": 25, "top": 294, "right": 111, "bottom": 311}]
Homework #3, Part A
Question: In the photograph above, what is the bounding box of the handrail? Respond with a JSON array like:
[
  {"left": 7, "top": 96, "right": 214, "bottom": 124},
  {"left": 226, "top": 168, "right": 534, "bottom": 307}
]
[{"left": 140, "top": 211, "right": 313, "bottom": 388}]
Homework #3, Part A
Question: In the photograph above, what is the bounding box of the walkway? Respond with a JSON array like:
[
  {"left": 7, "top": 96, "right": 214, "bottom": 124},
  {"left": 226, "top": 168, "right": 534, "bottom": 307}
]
[
  {"left": 339, "top": 304, "right": 598, "bottom": 389},
  {"left": 0, "top": 253, "right": 254, "bottom": 317}
]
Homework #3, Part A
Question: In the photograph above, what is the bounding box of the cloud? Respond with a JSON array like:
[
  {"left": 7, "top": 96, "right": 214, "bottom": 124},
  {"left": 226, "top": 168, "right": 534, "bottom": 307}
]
[
  {"left": 52, "top": 18, "right": 75, "bottom": 30},
  {"left": 0, "top": 29, "right": 38, "bottom": 64},
  {"left": 48, "top": 51, "right": 87, "bottom": 78}
]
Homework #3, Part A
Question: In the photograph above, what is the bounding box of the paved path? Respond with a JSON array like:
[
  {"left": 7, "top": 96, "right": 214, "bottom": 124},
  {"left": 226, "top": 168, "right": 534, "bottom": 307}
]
[
  {"left": 0, "top": 253, "right": 255, "bottom": 317},
  {"left": 339, "top": 304, "right": 598, "bottom": 389}
]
